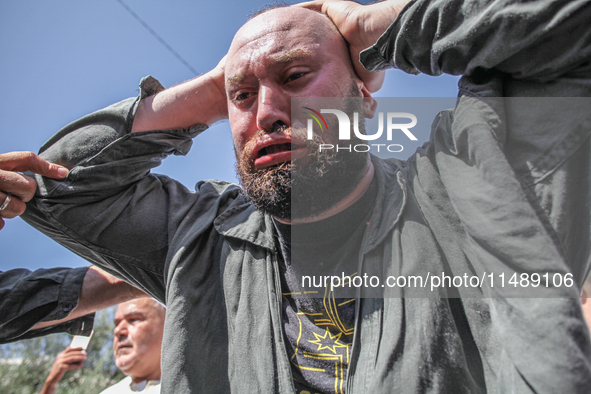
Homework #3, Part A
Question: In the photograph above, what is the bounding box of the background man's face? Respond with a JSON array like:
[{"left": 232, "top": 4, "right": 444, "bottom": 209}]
[
  {"left": 224, "top": 8, "right": 370, "bottom": 220},
  {"left": 113, "top": 299, "right": 164, "bottom": 382}
]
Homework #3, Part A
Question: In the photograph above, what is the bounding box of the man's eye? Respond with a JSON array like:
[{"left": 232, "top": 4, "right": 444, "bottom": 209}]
[
  {"left": 233, "top": 92, "right": 251, "bottom": 102},
  {"left": 285, "top": 72, "right": 305, "bottom": 83}
]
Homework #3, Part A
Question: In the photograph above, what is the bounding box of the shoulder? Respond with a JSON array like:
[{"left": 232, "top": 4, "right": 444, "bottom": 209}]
[
  {"left": 190, "top": 179, "right": 251, "bottom": 217},
  {"left": 195, "top": 179, "right": 243, "bottom": 199}
]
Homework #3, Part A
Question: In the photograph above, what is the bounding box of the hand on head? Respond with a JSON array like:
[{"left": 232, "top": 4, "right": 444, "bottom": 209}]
[
  {"left": 296, "top": 0, "right": 410, "bottom": 93},
  {"left": 211, "top": 54, "right": 228, "bottom": 113},
  {"left": 0, "top": 151, "right": 68, "bottom": 230}
]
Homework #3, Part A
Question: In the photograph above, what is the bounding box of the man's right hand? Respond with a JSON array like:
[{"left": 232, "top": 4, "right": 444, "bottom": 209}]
[
  {"left": 132, "top": 56, "right": 228, "bottom": 133},
  {"left": 0, "top": 151, "right": 69, "bottom": 230},
  {"left": 40, "top": 347, "right": 87, "bottom": 394}
]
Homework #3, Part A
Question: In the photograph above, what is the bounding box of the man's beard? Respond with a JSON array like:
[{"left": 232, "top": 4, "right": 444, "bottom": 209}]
[{"left": 236, "top": 85, "right": 368, "bottom": 221}]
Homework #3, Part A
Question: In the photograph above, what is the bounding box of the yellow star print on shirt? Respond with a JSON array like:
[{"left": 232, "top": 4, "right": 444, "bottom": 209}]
[{"left": 308, "top": 328, "right": 348, "bottom": 354}]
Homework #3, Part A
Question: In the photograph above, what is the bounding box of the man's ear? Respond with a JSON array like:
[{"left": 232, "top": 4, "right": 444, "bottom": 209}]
[{"left": 359, "top": 82, "right": 377, "bottom": 118}]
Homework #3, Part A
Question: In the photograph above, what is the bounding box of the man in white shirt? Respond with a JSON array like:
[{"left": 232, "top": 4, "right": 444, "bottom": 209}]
[{"left": 41, "top": 298, "right": 165, "bottom": 394}]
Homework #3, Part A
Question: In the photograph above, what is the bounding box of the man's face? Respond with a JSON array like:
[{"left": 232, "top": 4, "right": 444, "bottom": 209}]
[
  {"left": 113, "top": 299, "right": 164, "bottom": 382},
  {"left": 225, "top": 7, "right": 371, "bottom": 221}
]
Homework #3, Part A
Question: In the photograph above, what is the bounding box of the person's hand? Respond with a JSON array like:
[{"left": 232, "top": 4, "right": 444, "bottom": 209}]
[
  {"left": 296, "top": 0, "right": 409, "bottom": 93},
  {"left": 40, "top": 347, "right": 87, "bottom": 394},
  {"left": 0, "top": 151, "right": 69, "bottom": 230},
  {"left": 209, "top": 54, "right": 229, "bottom": 122},
  {"left": 131, "top": 54, "right": 229, "bottom": 133}
]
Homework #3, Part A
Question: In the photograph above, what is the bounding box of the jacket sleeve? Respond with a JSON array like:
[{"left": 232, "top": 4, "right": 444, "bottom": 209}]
[
  {"left": 21, "top": 76, "right": 214, "bottom": 302},
  {"left": 0, "top": 267, "right": 94, "bottom": 343},
  {"left": 361, "top": 0, "right": 591, "bottom": 81}
]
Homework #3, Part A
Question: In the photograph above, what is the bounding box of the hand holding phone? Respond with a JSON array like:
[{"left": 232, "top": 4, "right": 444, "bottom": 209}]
[{"left": 70, "top": 330, "right": 93, "bottom": 351}]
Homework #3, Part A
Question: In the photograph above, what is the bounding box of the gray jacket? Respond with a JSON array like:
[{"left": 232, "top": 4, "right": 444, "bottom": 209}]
[{"left": 23, "top": 0, "right": 591, "bottom": 392}]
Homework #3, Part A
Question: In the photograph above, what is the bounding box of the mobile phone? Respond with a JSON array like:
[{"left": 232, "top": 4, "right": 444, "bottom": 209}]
[{"left": 70, "top": 330, "right": 94, "bottom": 351}]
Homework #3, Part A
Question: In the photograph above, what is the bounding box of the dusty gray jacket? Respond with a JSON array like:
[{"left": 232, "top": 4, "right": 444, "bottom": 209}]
[{"left": 23, "top": 0, "right": 591, "bottom": 392}]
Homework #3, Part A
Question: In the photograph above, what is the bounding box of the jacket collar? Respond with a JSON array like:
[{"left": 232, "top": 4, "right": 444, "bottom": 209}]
[
  {"left": 213, "top": 198, "right": 277, "bottom": 251},
  {"left": 362, "top": 155, "right": 407, "bottom": 253},
  {"left": 213, "top": 155, "right": 407, "bottom": 253}
]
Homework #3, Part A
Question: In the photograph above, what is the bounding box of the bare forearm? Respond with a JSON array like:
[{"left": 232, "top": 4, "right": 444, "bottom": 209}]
[
  {"left": 40, "top": 376, "right": 59, "bottom": 394},
  {"left": 132, "top": 65, "right": 227, "bottom": 132},
  {"left": 40, "top": 359, "right": 68, "bottom": 394},
  {"left": 31, "top": 266, "right": 147, "bottom": 330}
]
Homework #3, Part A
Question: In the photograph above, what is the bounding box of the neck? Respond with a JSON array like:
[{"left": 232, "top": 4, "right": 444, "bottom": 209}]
[
  {"left": 131, "top": 370, "right": 161, "bottom": 384},
  {"left": 276, "top": 158, "right": 375, "bottom": 225}
]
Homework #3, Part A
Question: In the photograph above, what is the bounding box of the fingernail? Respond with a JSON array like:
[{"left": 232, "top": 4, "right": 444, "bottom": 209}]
[{"left": 56, "top": 167, "right": 69, "bottom": 177}]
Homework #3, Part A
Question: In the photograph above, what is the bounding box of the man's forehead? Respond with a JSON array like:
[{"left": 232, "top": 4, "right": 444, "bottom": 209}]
[
  {"left": 116, "top": 303, "right": 143, "bottom": 317},
  {"left": 226, "top": 8, "right": 340, "bottom": 86},
  {"left": 226, "top": 47, "right": 313, "bottom": 87},
  {"left": 116, "top": 299, "right": 158, "bottom": 316},
  {"left": 230, "top": 7, "right": 331, "bottom": 54}
]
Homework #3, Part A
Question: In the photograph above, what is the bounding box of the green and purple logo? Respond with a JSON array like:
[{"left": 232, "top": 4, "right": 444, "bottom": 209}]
[{"left": 303, "top": 107, "right": 329, "bottom": 133}]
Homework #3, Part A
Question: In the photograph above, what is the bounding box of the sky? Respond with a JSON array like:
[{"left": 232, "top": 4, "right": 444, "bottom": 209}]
[{"left": 0, "top": 0, "right": 460, "bottom": 271}]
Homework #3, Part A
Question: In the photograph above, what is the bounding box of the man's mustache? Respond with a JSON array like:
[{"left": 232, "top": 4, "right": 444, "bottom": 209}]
[{"left": 241, "top": 124, "right": 309, "bottom": 163}]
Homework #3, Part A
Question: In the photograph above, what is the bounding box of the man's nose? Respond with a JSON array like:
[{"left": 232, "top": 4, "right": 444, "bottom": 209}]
[
  {"left": 256, "top": 85, "right": 290, "bottom": 132},
  {"left": 113, "top": 321, "right": 128, "bottom": 337}
]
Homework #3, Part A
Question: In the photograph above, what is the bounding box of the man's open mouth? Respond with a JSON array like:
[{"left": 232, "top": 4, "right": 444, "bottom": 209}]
[
  {"left": 257, "top": 143, "right": 300, "bottom": 157},
  {"left": 253, "top": 139, "right": 307, "bottom": 169}
]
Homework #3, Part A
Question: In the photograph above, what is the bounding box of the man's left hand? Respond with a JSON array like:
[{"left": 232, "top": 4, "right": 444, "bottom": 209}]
[{"left": 296, "top": 0, "right": 410, "bottom": 93}]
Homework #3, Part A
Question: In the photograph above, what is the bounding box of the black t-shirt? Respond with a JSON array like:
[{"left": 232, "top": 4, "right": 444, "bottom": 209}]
[{"left": 274, "top": 179, "right": 377, "bottom": 394}]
